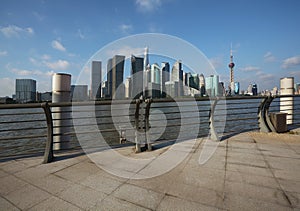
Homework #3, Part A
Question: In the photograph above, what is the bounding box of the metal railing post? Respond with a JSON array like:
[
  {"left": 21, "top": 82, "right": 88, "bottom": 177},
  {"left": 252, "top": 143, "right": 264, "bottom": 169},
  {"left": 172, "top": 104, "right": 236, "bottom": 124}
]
[
  {"left": 258, "top": 96, "right": 276, "bottom": 133},
  {"left": 145, "top": 98, "right": 152, "bottom": 151},
  {"left": 264, "top": 96, "right": 276, "bottom": 132},
  {"left": 209, "top": 98, "right": 220, "bottom": 141},
  {"left": 41, "top": 102, "right": 54, "bottom": 163},
  {"left": 135, "top": 99, "right": 142, "bottom": 153}
]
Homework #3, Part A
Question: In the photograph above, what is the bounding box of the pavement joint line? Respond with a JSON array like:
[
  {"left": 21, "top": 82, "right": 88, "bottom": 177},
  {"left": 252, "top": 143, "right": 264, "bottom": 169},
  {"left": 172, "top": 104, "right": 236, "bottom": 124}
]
[
  {"left": 222, "top": 139, "right": 229, "bottom": 209},
  {"left": 251, "top": 135, "right": 294, "bottom": 209},
  {"left": 1, "top": 194, "right": 21, "bottom": 210}
]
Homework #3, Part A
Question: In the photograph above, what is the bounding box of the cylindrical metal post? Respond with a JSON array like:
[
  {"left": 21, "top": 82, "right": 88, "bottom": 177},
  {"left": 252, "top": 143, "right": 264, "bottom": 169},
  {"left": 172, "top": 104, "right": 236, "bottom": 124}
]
[
  {"left": 280, "top": 77, "right": 294, "bottom": 125},
  {"left": 52, "top": 73, "right": 72, "bottom": 150}
]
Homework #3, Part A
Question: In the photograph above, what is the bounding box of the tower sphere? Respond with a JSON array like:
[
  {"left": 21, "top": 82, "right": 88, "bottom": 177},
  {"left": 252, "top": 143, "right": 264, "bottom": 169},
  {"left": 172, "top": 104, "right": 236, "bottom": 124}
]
[{"left": 228, "top": 62, "right": 235, "bottom": 68}]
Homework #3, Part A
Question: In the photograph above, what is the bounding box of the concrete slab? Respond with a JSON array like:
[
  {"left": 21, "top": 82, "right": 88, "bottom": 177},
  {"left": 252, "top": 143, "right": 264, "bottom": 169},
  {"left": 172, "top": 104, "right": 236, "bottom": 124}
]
[
  {"left": 4, "top": 184, "right": 51, "bottom": 210},
  {"left": 0, "top": 175, "right": 27, "bottom": 195},
  {"left": 90, "top": 196, "right": 151, "bottom": 211},
  {"left": 28, "top": 196, "right": 81, "bottom": 211},
  {"left": 0, "top": 196, "right": 19, "bottom": 211},
  {"left": 157, "top": 195, "right": 221, "bottom": 211},
  {"left": 112, "top": 183, "right": 164, "bottom": 210},
  {"left": 58, "top": 183, "right": 107, "bottom": 210}
]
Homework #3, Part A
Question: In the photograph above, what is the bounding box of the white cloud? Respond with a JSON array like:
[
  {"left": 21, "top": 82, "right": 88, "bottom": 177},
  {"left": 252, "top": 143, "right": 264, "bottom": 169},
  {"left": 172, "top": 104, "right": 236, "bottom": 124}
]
[
  {"left": 0, "top": 77, "right": 14, "bottom": 97},
  {"left": 51, "top": 40, "right": 66, "bottom": 52},
  {"left": 119, "top": 24, "right": 133, "bottom": 34},
  {"left": 45, "top": 59, "right": 70, "bottom": 70},
  {"left": 281, "top": 55, "right": 300, "bottom": 69},
  {"left": 77, "top": 29, "right": 85, "bottom": 39},
  {"left": 0, "top": 25, "right": 34, "bottom": 38},
  {"left": 264, "top": 51, "right": 276, "bottom": 62},
  {"left": 239, "top": 66, "right": 261, "bottom": 72},
  {"left": 0, "top": 50, "right": 8, "bottom": 56},
  {"left": 106, "top": 46, "right": 144, "bottom": 58},
  {"left": 135, "top": 0, "right": 162, "bottom": 12},
  {"left": 41, "top": 54, "right": 51, "bottom": 60}
]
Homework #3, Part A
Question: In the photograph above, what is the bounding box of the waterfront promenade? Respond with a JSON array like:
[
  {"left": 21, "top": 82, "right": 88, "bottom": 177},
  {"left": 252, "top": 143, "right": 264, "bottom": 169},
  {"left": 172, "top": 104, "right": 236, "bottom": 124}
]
[{"left": 1, "top": 130, "right": 299, "bottom": 210}]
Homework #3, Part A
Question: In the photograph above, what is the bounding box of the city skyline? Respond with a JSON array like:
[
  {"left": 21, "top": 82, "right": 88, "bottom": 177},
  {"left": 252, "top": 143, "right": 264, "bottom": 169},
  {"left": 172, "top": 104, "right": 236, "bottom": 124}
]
[{"left": 1, "top": 0, "right": 300, "bottom": 97}]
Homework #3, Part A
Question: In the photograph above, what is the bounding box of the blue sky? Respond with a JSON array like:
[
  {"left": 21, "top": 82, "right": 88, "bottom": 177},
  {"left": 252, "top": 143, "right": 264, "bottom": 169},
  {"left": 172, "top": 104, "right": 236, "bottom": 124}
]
[{"left": 1, "top": 0, "right": 300, "bottom": 97}]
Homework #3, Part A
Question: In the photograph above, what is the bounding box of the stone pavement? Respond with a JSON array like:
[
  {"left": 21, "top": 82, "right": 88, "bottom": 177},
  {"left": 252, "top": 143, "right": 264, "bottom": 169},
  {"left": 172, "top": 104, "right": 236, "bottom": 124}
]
[{"left": 0, "top": 131, "right": 300, "bottom": 210}]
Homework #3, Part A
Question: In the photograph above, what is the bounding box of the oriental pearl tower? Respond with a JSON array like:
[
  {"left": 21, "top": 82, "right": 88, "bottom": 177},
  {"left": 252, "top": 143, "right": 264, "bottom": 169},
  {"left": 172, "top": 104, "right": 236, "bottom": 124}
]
[{"left": 228, "top": 45, "right": 235, "bottom": 94}]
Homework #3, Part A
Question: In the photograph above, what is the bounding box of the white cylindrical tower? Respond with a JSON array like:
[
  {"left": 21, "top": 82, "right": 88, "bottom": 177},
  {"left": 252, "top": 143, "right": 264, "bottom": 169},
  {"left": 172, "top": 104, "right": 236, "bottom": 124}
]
[
  {"left": 52, "top": 73, "right": 72, "bottom": 150},
  {"left": 280, "top": 77, "right": 294, "bottom": 124}
]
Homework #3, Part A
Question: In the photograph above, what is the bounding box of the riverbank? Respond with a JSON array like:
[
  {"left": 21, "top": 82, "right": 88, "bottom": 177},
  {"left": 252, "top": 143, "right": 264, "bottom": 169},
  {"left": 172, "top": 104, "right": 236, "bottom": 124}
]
[{"left": 1, "top": 130, "right": 299, "bottom": 210}]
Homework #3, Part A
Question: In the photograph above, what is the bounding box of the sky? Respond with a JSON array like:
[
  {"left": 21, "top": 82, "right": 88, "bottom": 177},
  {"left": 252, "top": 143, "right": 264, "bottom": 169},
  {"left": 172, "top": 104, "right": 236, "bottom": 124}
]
[{"left": 1, "top": 0, "right": 300, "bottom": 97}]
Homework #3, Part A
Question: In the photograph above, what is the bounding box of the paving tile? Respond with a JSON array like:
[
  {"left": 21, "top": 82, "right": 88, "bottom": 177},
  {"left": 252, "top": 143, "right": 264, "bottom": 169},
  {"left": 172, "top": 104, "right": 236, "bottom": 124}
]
[
  {"left": 273, "top": 169, "right": 300, "bottom": 182},
  {"left": 278, "top": 179, "right": 300, "bottom": 194},
  {"left": 33, "top": 174, "right": 74, "bottom": 195},
  {"left": 54, "top": 161, "right": 100, "bottom": 182},
  {"left": 90, "top": 196, "right": 151, "bottom": 211},
  {"left": 0, "top": 196, "right": 20, "bottom": 211},
  {"left": 157, "top": 195, "right": 221, "bottom": 211},
  {"left": 226, "top": 163, "right": 273, "bottom": 177},
  {"left": 0, "top": 160, "right": 28, "bottom": 174},
  {"left": 226, "top": 170, "right": 280, "bottom": 189},
  {"left": 4, "top": 184, "right": 51, "bottom": 210},
  {"left": 176, "top": 167, "right": 225, "bottom": 192},
  {"left": 166, "top": 181, "right": 224, "bottom": 209},
  {"left": 28, "top": 196, "right": 81, "bottom": 211},
  {"left": 112, "top": 183, "right": 164, "bottom": 210},
  {"left": 80, "top": 172, "right": 123, "bottom": 194},
  {"left": 285, "top": 191, "right": 300, "bottom": 209},
  {"left": 224, "top": 181, "right": 291, "bottom": 207},
  {"left": 58, "top": 183, "right": 107, "bottom": 210},
  {"left": 0, "top": 175, "right": 27, "bottom": 195},
  {"left": 0, "top": 169, "right": 9, "bottom": 178},
  {"left": 224, "top": 193, "right": 293, "bottom": 211}
]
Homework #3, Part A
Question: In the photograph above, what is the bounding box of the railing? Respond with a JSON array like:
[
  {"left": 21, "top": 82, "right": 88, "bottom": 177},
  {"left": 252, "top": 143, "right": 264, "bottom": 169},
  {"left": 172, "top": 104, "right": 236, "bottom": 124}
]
[{"left": 0, "top": 95, "right": 299, "bottom": 163}]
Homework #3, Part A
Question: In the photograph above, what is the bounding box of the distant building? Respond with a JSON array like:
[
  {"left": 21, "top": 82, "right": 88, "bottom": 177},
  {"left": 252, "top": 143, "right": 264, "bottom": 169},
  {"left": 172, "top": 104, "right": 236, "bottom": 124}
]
[
  {"left": 252, "top": 83, "right": 258, "bottom": 96},
  {"left": 295, "top": 83, "right": 300, "bottom": 95},
  {"left": 91, "top": 61, "right": 102, "bottom": 100},
  {"left": 171, "top": 61, "right": 183, "bottom": 96},
  {"left": 199, "top": 74, "right": 206, "bottom": 97},
  {"left": 71, "top": 85, "right": 88, "bottom": 101},
  {"left": 146, "top": 82, "right": 161, "bottom": 98},
  {"left": 131, "top": 55, "right": 144, "bottom": 99},
  {"left": 160, "top": 62, "right": 170, "bottom": 98},
  {"left": 165, "top": 81, "right": 178, "bottom": 98},
  {"left": 189, "top": 73, "right": 199, "bottom": 90},
  {"left": 0, "top": 97, "right": 14, "bottom": 104},
  {"left": 205, "top": 75, "right": 220, "bottom": 97},
  {"left": 247, "top": 84, "right": 253, "bottom": 95},
  {"left": 234, "top": 82, "right": 240, "bottom": 95},
  {"left": 15, "top": 79, "right": 36, "bottom": 103},
  {"left": 37, "top": 92, "right": 52, "bottom": 102},
  {"left": 108, "top": 55, "right": 125, "bottom": 99}
]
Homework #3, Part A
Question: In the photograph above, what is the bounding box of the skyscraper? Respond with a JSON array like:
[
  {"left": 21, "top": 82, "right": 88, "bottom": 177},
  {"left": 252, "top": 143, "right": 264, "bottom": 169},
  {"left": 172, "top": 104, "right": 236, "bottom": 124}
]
[
  {"left": 171, "top": 60, "right": 183, "bottom": 96},
  {"left": 205, "top": 75, "right": 220, "bottom": 97},
  {"left": 131, "top": 55, "right": 144, "bottom": 99},
  {"left": 15, "top": 79, "right": 36, "bottom": 103},
  {"left": 160, "top": 62, "right": 170, "bottom": 98},
  {"left": 106, "top": 58, "right": 112, "bottom": 98},
  {"left": 112, "top": 55, "right": 125, "bottom": 99},
  {"left": 91, "top": 61, "right": 102, "bottom": 100},
  {"left": 199, "top": 74, "right": 206, "bottom": 97}
]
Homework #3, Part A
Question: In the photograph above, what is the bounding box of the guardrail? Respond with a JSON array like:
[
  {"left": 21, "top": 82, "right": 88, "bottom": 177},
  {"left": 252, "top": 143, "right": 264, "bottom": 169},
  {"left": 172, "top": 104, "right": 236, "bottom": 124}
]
[{"left": 0, "top": 95, "right": 299, "bottom": 163}]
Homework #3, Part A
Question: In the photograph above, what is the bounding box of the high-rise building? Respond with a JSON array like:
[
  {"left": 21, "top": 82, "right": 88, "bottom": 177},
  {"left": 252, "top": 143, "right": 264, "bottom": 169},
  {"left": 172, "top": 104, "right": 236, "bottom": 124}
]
[
  {"left": 131, "top": 55, "right": 144, "bottom": 99},
  {"left": 150, "top": 63, "right": 160, "bottom": 84},
  {"left": 199, "top": 74, "right": 206, "bottom": 96},
  {"left": 165, "top": 81, "right": 178, "bottom": 98},
  {"left": 189, "top": 73, "right": 199, "bottom": 90},
  {"left": 160, "top": 62, "right": 170, "bottom": 98},
  {"left": 205, "top": 75, "right": 220, "bottom": 97},
  {"left": 15, "top": 79, "right": 36, "bottom": 103},
  {"left": 252, "top": 83, "right": 258, "bottom": 96},
  {"left": 171, "top": 60, "right": 183, "bottom": 96},
  {"left": 71, "top": 85, "right": 88, "bottom": 101},
  {"left": 112, "top": 55, "right": 125, "bottom": 99},
  {"left": 234, "top": 82, "right": 240, "bottom": 95},
  {"left": 106, "top": 58, "right": 112, "bottom": 98},
  {"left": 91, "top": 61, "right": 102, "bottom": 100}
]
